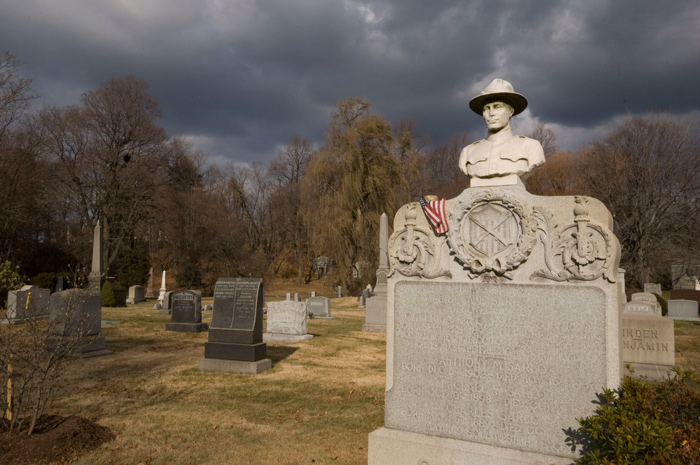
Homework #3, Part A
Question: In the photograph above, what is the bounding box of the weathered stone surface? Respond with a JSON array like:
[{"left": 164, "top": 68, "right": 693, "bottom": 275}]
[
  {"left": 621, "top": 315, "right": 675, "bottom": 380},
  {"left": 47, "top": 289, "right": 111, "bottom": 358},
  {"left": 306, "top": 296, "right": 332, "bottom": 318},
  {"left": 3, "top": 285, "right": 50, "bottom": 323},
  {"left": 370, "top": 184, "right": 622, "bottom": 463},
  {"left": 623, "top": 292, "right": 661, "bottom": 316},
  {"left": 668, "top": 299, "right": 699, "bottom": 319},
  {"left": 643, "top": 283, "right": 662, "bottom": 295},
  {"left": 127, "top": 285, "right": 146, "bottom": 304},
  {"left": 264, "top": 298, "right": 313, "bottom": 341}
]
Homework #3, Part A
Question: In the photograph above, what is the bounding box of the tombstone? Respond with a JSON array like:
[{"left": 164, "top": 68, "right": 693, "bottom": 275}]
[
  {"left": 669, "top": 289, "right": 700, "bottom": 310},
  {"left": 294, "top": 292, "right": 300, "bottom": 302},
  {"left": 199, "top": 278, "right": 270, "bottom": 374},
  {"left": 112, "top": 287, "right": 127, "bottom": 307},
  {"left": 166, "top": 290, "right": 208, "bottom": 333},
  {"left": 363, "top": 212, "right": 389, "bottom": 333},
  {"left": 311, "top": 291, "right": 317, "bottom": 297},
  {"left": 264, "top": 296, "right": 313, "bottom": 342},
  {"left": 368, "top": 190, "right": 622, "bottom": 463},
  {"left": 336, "top": 286, "right": 345, "bottom": 298},
  {"left": 153, "top": 303, "right": 162, "bottom": 310},
  {"left": 158, "top": 270, "right": 167, "bottom": 301},
  {"left": 2, "top": 285, "right": 51, "bottom": 324},
  {"left": 667, "top": 299, "right": 699, "bottom": 319},
  {"left": 306, "top": 296, "right": 333, "bottom": 319},
  {"left": 621, "top": 293, "right": 675, "bottom": 380},
  {"left": 313, "top": 256, "right": 333, "bottom": 278},
  {"left": 158, "top": 291, "right": 174, "bottom": 314},
  {"left": 204, "top": 304, "right": 213, "bottom": 311},
  {"left": 46, "top": 289, "right": 111, "bottom": 358},
  {"left": 126, "top": 285, "right": 146, "bottom": 304},
  {"left": 643, "top": 283, "right": 662, "bottom": 296}
]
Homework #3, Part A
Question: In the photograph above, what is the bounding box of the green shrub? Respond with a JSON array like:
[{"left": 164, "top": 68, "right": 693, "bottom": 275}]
[
  {"left": 653, "top": 292, "right": 668, "bottom": 317},
  {"left": 100, "top": 280, "right": 117, "bottom": 307},
  {"left": 573, "top": 368, "right": 700, "bottom": 464},
  {"left": 0, "top": 260, "right": 23, "bottom": 306}
]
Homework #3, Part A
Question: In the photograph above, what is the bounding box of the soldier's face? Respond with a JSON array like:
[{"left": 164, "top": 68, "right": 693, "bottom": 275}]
[{"left": 482, "top": 101, "right": 514, "bottom": 132}]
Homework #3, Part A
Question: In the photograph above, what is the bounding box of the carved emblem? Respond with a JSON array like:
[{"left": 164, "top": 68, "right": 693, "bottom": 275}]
[
  {"left": 531, "top": 196, "right": 617, "bottom": 282},
  {"left": 448, "top": 190, "right": 537, "bottom": 279},
  {"left": 389, "top": 203, "right": 452, "bottom": 279}
]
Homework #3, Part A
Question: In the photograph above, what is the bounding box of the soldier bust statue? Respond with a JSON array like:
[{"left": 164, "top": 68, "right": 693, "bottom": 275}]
[{"left": 458, "top": 79, "right": 545, "bottom": 187}]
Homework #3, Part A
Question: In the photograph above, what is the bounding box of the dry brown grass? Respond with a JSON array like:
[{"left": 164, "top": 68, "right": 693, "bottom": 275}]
[
  {"left": 47, "top": 294, "right": 385, "bottom": 465},
  {"left": 37, "top": 286, "right": 700, "bottom": 465}
]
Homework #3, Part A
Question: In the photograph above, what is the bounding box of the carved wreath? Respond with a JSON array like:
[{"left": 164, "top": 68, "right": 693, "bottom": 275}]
[{"left": 447, "top": 190, "right": 538, "bottom": 279}]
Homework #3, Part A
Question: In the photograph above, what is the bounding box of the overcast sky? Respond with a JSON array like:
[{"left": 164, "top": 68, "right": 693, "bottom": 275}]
[{"left": 2, "top": 0, "right": 699, "bottom": 165}]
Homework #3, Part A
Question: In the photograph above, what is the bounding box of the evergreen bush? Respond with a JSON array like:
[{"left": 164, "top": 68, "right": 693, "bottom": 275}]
[
  {"left": 100, "top": 280, "right": 117, "bottom": 307},
  {"left": 573, "top": 368, "right": 700, "bottom": 464}
]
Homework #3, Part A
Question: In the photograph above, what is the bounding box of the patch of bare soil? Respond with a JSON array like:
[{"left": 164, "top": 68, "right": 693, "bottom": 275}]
[{"left": 0, "top": 415, "right": 114, "bottom": 465}]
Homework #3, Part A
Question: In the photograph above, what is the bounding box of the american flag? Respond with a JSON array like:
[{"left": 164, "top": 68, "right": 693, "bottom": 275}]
[{"left": 419, "top": 197, "right": 449, "bottom": 235}]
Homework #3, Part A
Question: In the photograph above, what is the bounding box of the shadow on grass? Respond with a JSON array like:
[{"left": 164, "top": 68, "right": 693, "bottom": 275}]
[{"left": 266, "top": 345, "right": 299, "bottom": 364}]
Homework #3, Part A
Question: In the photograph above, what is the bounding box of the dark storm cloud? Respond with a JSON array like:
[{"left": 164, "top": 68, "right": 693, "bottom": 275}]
[{"left": 0, "top": 0, "right": 698, "bottom": 163}]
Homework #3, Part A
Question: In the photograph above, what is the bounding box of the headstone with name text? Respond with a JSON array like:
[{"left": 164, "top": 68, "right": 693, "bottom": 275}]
[
  {"left": 264, "top": 296, "right": 313, "bottom": 342},
  {"left": 199, "top": 278, "right": 270, "bottom": 374},
  {"left": 166, "top": 290, "right": 208, "bottom": 333},
  {"left": 621, "top": 292, "right": 675, "bottom": 380},
  {"left": 369, "top": 190, "right": 622, "bottom": 464}
]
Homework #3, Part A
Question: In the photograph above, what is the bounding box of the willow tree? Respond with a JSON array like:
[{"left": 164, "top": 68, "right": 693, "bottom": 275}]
[{"left": 302, "top": 98, "right": 409, "bottom": 290}]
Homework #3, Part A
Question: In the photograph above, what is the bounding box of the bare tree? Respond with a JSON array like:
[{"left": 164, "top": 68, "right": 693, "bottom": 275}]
[
  {"left": 579, "top": 113, "right": 700, "bottom": 287},
  {"left": 530, "top": 123, "right": 559, "bottom": 157}
]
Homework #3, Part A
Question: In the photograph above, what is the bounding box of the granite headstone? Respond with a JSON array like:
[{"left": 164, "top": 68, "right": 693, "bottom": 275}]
[
  {"left": 166, "top": 290, "right": 208, "bottom": 333},
  {"left": 2, "top": 285, "right": 50, "bottom": 324},
  {"left": 199, "top": 278, "right": 270, "bottom": 374},
  {"left": 46, "top": 289, "right": 111, "bottom": 358}
]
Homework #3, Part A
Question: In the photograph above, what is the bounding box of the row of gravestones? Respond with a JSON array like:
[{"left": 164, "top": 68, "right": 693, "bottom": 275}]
[{"left": 2, "top": 287, "right": 111, "bottom": 358}]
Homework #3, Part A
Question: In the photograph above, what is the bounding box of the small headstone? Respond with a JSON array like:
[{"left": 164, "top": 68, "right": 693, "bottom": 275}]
[
  {"left": 166, "top": 290, "right": 208, "bottom": 333},
  {"left": 336, "top": 286, "right": 344, "bottom": 298},
  {"left": 622, "top": 294, "right": 675, "bottom": 380},
  {"left": 153, "top": 303, "right": 162, "bottom": 310},
  {"left": 668, "top": 299, "right": 700, "bottom": 319},
  {"left": 643, "top": 283, "right": 662, "bottom": 296},
  {"left": 286, "top": 292, "right": 291, "bottom": 300},
  {"left": 307, "top": 296, "right": 333, "bottom": 319},
  {"left": 204, "top": 304, "right": 213, "bottom": 311},
  {"left": 294, "top": 292, "right": 300, "bottom": 302},
  {"left": 623, "top": 292, "right": 661, "bottom": 316},
  {"left": 126, "top": 285, "right": 146, "bottom": 304},
  {"left": 46, "top": 289, "right": 111, "bottom": 358},
  {"left": 311, "top": 291, "right": 317, "bottom": 297},
  {"left": 2, "top": 285, "right": 51, "bottom": 324},
  {"left": 264, "top": 300, "right": 313, "bottom": 342},
  {"left": 55, "top": 276, "right": 66, "bottom": 292},
  {"left": 158, "top": 291, "right": 174, "bottom": 314},
  {"left": 112, "top": 288, "right": 127, "bottom": 307},
  {"left": 200, "top": 278, "right": 270, "bottom": 374}
]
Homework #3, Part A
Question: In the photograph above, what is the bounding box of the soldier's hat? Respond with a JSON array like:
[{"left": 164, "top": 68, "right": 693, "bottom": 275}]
[{"left": 469, "top": 78, "right": 528, "bottom": 116}]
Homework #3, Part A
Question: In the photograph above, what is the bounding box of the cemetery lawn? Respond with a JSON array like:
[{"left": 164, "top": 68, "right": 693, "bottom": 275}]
[{"left": 43, "top": 293, "right": 386, "bottom": 465}]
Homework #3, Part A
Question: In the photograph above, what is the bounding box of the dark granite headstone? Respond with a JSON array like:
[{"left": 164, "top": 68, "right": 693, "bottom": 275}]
[
  {"left": 200, "top": 278, "right": 270, "bottom": 374},
  {"left": 166, "top": 290, "right": 207, "bottom": 333}
]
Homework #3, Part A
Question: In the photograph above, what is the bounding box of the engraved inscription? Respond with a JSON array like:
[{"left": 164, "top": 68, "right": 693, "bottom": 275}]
[
  {"left": 387, "top": 282, "right": 607, "bottom": 458},
  {"left": 211, "top": 279, "right": 261, "bottom": 330}
]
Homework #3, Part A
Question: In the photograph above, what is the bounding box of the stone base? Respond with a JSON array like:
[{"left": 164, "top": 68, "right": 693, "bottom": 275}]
[
  {"left": 368, "top": 427, "right": 573, "bottom": 465},
  {"left": 361, "top": 323, "right": 386, "bottom": 333},
  {"left": 165, "top": 322, "right": 208, "bottom": 333},
  {"left": 204, "top": 341, "right": 267, "bottom": 361},
  {"left": 624, "top": 362, "right": 677, "bottom": 381},
  {"left": 199, "top": 357, "right": 271, "bottom": 374},
  {"left": 263, "top": 333, "right": 314, "bottom": 342}
]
